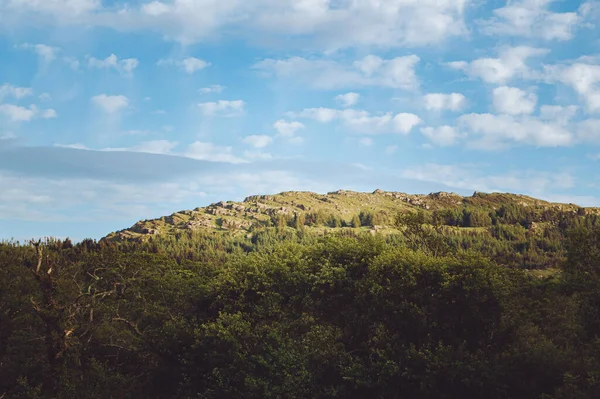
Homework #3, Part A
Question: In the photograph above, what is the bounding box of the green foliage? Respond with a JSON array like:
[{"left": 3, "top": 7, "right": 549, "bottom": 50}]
[
  {"left": 3, "top": 214, "right": 600, "bottom": 398},
  {"left": 563, "top": 225, "right": 600, "bottom": 282},
  {"left": 462, "top": 207, "right": 493, "bottom": 227},
  {"left": 358, "top": 210, "right": 374, "bottom": 227},
  {"left": 293, "top": 212, "right": 306, "bottom": 230}
]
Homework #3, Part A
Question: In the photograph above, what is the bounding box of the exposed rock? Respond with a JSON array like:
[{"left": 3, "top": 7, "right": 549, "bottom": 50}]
[
  {"left": 104, "top": 188, "right": 595, "bottom": 243},
  {"left": 328, "top": 189, "right": 354, "bottom": 195},
  {"left": 185, "top": 217, "right": 214, "bottom": 229},
  {"left": 221, "top": 219, "right": 252, "bottom": 230},
  {"left": 232, "top": 204, "right": 246, "bottom": 212},
  {"left": 429, "top": 191, "right": 461, "bottom": 199},
  {"left": 244, "top": 195, "right": 274, "bottom": 203}
]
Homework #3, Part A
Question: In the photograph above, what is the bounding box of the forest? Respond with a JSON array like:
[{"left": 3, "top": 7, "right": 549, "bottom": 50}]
[{"left": 2, "top": 194, "right": 600, "bottom": 398}]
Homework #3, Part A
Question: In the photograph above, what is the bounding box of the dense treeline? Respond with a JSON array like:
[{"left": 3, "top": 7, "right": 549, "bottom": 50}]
[
  {"left": 2, "top": 215, "right": 600, "bottom": 398},
  {"left": 136, "top": 205, "right": 598, "bottom": 270}
]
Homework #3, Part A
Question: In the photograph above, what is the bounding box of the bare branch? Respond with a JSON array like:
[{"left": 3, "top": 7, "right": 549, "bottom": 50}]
[
  {"left": 113, "top": 317, "right": 143, "bottom": 336},
  {"left": 30, "top": 297, "right": 41, "bottom": 312},
  {"left": 32, "top": 240, "right": 43, "bottom": 274}
]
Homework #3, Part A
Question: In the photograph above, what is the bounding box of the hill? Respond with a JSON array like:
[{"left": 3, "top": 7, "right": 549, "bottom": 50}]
[
  {"left": 104, "top": 189, "right": 597, "bottom": 243},
  {"left": 4, "top": 191, "right": 600, "bottom": 398}
]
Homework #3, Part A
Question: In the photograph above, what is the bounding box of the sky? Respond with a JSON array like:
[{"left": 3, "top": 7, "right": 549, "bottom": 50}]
[{"left": 1, "top": 0, "right": 600, "bottom": 241}]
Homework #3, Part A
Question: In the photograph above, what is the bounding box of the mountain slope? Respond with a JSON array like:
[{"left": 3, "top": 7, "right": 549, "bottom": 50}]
[{"left": 104, "top": 189, "right": 597, "bottom": 242}]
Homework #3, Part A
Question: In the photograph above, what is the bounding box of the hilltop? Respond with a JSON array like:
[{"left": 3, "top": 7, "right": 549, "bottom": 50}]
[{"left": 104, "top": 189, "right": 596, "bottom": 242}]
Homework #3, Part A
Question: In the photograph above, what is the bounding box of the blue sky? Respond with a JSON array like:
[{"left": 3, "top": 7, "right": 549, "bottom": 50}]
[{"left": 1, "top": 0, "right": 600, "bottom": 241}]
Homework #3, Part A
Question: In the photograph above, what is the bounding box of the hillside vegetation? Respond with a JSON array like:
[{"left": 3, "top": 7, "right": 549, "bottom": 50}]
[
  {"left": 106, "top": 189, "right": 599, "bottom": 270},
  {"left": 2, "top": 190, "right": 600, "bottom": 398},
  {"left": 108, "top": 190, "right": 591, "bottom": 240}
]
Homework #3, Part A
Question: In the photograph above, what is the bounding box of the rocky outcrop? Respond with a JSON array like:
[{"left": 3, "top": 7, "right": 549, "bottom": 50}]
[
  {"left": 104, "top": 188, "right": 595, "bottom": 243},
  {"left": 221, "top": 219, "right": 252, "bottom": 230},
  {"left": 185, "top": 217, "right": 215, "bottom": 230}
]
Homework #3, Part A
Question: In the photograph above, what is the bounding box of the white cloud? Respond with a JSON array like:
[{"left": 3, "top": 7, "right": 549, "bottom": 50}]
[
  {"left": 249, "top": 0, "right": 469, "bottom": 49},
  {"left": 181, "top": 57, "right": 210, "bottom": 74},
  {"left": 0, "top": 171, "right": 209, "bottom": 223},
  {"left": 0, "top": 84, "right": 32, "bottom": 100},
  {"left": 6, "top": 0, "right": 100, "bottom": 17},
  {"left": 19, "top": 0, "right": 468, "bottom": 49},
  {"left": 0, "top": 104, "right": 37, "bottom": 121},
  {"left": 273, "top": 120, "right": 305, "bottom": 143},
  {"left": 420, "top": 125, "right": 464, "bottom": 146},
  {"left": 458, "top": 113, "right": 573, "bottom": 148},
  {"left": 580, "top": 1, "right": 600, "bottom": 22},
  {"left": 354, "top": 55, "right": 383, "bottom": 76},
  {"left": 539, "top": 105, "right": 578, "bottom": 125},
  {"left": 359, "top": 137, "right": 373, "bottom": 146},
  {"left": 288, "top": 136, "right": 304, "bottom": 145},
  {"left": 0, "top": 131, "right": 16, "bottom": 140},
  {"left": 131, "top": 140, "right": 178, "bottom": 155},
  {"left": 492, "top": 86, "right": 537, "bottom": 115},
  {"left": 393, "top": 113, "right": 423, "bottom": 134},
  {"left": 101, "top": 139, "right": 251, "bottom": 163},
  {"left": 91, "top": 94, "right": 129, "bottom": 113},
  {"left": 142, "top": 1, "right": 170, "bottom": 16},
  {"left": 385, "top": 145, "right": 398, "bottom": 154},
  {"left": 185, "top": 141, "right": 246, "bottom": 163},
  {"left": 335, "top": 92, "right": 360, "bottom": 107},
  {"left": 253, "top": 55, "right": 419, "bottom": 90},
  {"left": 19, "top": 43, "right": 59, "bottom": 62},
  {"left": 242, "top": 135, "right": 273, "bottom": 148},
  {"left": 123, "top": 129, "right": 151, "bottom": 135},
  {"left": 198, "top": 100, "right": 245, "bottom": 117},
  {"left": 577, "top": 119, "right": 600, "bottom": 143},
  {"left": 423, "top": 92, "right": 466, "bottom": 111},
  {"left": 199, "top": 85, "right": 225, "bottom": 94},
  {"left": 543, "top": 62, "right": 600, "bottom": 113},
  {"left": 243, "top": 151, "right": 273, "bottom": 160},
  {"left": 273, "top": 120, "right": 305, "bottom": 137},
  {"left": 402, "top": 163, "right": 575, "bottom": 196},
  {"left": 294, "top": 108, "right": 340, "bottom": 123},
  {"left": 158, "top": 57, "right": 210, "bottom": 74},
  {"left": 478, "top": 0, "right": 580, "bottom": 41},
  {"left": 88, "top": 54, "right": 139, "bottom": 75},
  {"left": 55, "top": 143, "right": 89, "bottom": 150},
  {"left": 449, "top": 46, "right": 548, "bottom": 84},
  {"left": 62, "top": 56, "right": 80, "bottom": 70},
  {"left": 291, "top": 107, "right": 421, "bottom": 135},
  {"left": 41, "top": 108, "right": 57, "bottom": 118},
  {"left": 38, "top": 93, "right": 52, "bottom": 101},
  {"left": 0, "top": 104, "right": 57, "bottom": 122}
]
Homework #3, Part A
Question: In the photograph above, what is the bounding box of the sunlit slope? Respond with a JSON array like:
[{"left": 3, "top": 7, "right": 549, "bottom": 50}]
[{"left": 104, "top": 189, "right": 598, "bottom": 242}]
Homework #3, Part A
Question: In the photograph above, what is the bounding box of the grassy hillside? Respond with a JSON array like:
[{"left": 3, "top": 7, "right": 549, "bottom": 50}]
[
  {"left": 100, "top": 189, "right": 600, "bottom": 271},
  {"left": 105, "top": 189, "right": 597, "bottom": 242}
]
